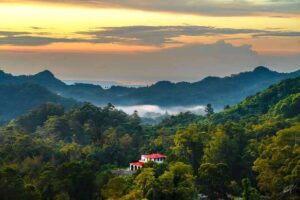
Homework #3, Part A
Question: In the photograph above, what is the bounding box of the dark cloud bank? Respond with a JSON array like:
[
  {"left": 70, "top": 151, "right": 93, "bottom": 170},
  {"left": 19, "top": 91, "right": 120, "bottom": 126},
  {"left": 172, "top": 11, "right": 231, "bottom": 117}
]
[{"left": 1, "top": 26, "right": 300, "bottom": 46}]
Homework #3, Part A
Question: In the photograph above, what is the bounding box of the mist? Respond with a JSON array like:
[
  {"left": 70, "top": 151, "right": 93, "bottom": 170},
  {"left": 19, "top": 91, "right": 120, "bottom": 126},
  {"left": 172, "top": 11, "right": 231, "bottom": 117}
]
[{"left": 116, "top": 104, "right": 206, "bottom": 117}]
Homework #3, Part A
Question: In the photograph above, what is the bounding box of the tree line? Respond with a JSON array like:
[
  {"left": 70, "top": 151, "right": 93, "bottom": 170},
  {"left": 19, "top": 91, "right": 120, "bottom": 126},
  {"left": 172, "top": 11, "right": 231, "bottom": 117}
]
[{"left": 0, "top": 77, "right": 299, "bottom": 199}]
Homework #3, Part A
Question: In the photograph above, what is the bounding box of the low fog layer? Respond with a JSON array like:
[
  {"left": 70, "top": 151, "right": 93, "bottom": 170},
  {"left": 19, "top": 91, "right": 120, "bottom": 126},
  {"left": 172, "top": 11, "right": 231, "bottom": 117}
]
[{"left": 116, "top": 105, "right": 206, "bottom": 117}]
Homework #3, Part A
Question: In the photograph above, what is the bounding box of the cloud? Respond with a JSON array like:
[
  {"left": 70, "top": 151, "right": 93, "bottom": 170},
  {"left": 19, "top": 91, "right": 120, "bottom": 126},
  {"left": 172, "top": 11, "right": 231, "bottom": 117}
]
[
  {"left": 0, "top": 31, "right": 31, "bottom": 37},
  {"left": 79, "top": 26, "right": 300, "bottom": 46},
  {"left": 0, "top": 31, "right": 120, "bottom": 46},
  {"left": 1, "top": 27, "right": 299, "bottom": 46},
  {"left": 0, "top": 41, "right": 284, "bottom": 82},
  {"left": 0, "top": 36, "right": 84, "bottom": 46},
  {"left": 12, "top": 0, "right": 300, "bottom": 16},
  {"left": 116, "top": 105, "right": 206, "bottom": 116},
  {"left": 254, "top": 31, "right": 300, "bottom": 37},
  {"left": 30, "top": 26, "right": 45, "bottom": 30},
  {"left": 79, "top": 26, "right": 264, "bottom": 45},
  {"left": 0, "top": 40, "right": 299, "bottom": 84}
]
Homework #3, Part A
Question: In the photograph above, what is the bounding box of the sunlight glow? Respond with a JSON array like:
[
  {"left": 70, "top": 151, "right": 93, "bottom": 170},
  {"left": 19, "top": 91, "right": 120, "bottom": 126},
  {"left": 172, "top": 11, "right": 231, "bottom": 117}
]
[{"left": 0, "top": 2, "right": 299, "bottom": 54}]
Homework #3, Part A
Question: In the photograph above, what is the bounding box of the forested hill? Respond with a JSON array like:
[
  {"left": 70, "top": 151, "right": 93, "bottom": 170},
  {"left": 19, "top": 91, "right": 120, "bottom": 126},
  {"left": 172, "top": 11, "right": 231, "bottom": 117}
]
[
  {"left": 0, "top": 83, "right": 78, "bottom": 124},
  {"left": 1, "top": 66, "right": 299, "bottom": 107},
  {"left": 0, "top": 76, "right": 299, "bottom": 199},
  {"left": 0, "top": 70, "right": 66, "bottom": 90},
  {"left": 213, "top": 75, "right": 300, "bottom": 123}
]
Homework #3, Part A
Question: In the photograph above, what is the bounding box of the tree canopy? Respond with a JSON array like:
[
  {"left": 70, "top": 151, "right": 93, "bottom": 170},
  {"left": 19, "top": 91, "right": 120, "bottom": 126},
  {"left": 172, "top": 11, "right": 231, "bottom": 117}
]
[{"left": 0, "top": 77, "right": 299, "bottom": 199}]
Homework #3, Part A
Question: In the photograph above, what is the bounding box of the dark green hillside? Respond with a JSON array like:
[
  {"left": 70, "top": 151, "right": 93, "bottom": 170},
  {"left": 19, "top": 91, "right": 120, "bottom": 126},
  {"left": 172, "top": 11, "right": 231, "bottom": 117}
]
[
  {"left": 213, "top": 76, "right": 300, "bottom": 123},
  {"left": 0, "top": 70, "right": 66, "bottom": 90},
  {"left": 0, "top": 83, "right": 78, "bottom": 124},
  {"left": 14, "top": 103, "right": 65, "bottom": 133}
]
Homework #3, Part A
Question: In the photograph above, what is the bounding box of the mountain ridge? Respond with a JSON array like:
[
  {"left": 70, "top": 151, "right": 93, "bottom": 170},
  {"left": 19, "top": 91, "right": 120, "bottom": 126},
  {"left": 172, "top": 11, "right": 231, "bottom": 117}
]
[
  {"left": 0, "top": 83, "right": 79, "bottom": 124},
  {"left": 0, "top": 66, "right": 299, "bottom": 107}
]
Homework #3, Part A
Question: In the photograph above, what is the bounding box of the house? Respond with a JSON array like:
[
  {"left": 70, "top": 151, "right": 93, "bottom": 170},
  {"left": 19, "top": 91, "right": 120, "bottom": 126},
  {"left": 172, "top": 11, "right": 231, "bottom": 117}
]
[{"left": 130, "top": 153, "right": 166, "bottom": 171}]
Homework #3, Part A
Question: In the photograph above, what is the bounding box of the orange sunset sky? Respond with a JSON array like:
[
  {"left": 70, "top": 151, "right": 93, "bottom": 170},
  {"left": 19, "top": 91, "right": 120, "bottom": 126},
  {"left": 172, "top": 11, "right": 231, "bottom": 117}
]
[{"left": 0, "top": 0, "right": 300, "bottom": 84}]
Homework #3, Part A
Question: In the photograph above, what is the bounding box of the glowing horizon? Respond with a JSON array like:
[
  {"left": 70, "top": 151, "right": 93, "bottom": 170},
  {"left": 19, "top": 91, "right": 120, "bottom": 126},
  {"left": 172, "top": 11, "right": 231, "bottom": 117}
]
[{"left": 1, "top": 0, "right": 299, "bottom": 83}]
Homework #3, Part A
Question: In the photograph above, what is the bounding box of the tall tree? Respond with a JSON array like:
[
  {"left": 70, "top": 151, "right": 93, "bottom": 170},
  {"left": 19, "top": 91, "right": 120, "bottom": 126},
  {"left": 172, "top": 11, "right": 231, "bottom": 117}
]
[
  {"left": 158, "top": 162, "right": 196, "bottom": 200},
  {"left": 205, "top": 104, "right": 214, "bottom": 118},
  {"left": 133, "top": 168, "right": 157, "bottom": 199},
  {"left": 102, "top": 176, "right": 130, "bottom": 199},
  {"left": 198, "top": 163, "right": 230, "bottom": 199},
  {"left": 173, "top": 124, "right": 209, "bottom": 174}
]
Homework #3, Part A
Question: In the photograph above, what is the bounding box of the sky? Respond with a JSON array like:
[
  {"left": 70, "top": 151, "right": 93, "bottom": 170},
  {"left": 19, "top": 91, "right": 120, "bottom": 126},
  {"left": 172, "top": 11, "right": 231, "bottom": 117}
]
[{"left": 0, "top": 0, "right": 300, "bottom": 84}]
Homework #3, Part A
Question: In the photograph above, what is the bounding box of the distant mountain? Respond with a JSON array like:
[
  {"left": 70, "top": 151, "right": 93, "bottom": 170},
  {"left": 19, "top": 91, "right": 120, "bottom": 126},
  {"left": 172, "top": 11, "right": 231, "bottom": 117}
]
[
  {"left": 64, "top": 80, "right": 143, "bottom": 89},
  {"left": 0, "top": 66, "right": 299, "bottom": 108},
  {"left": 0, "top": 70, "right": 66, "bottom": 90},
  {"left": 0, "top": 83, "right": 78, "bottom": 124},
  {"left": 0, "top": 69, "right": 106, "bottom": 103}
]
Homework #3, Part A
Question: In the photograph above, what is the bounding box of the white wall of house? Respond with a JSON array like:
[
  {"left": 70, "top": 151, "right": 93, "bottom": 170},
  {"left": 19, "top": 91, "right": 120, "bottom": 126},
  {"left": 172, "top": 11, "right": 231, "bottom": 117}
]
[
  {"left": 140, "top": 156, "right": 165, "bottom": 163},
  {"left": 130, "top": 155, "right": 166, "bottom": 171},
  {"left": 130, "top": 164, "right": 142, "bottom": 171}
]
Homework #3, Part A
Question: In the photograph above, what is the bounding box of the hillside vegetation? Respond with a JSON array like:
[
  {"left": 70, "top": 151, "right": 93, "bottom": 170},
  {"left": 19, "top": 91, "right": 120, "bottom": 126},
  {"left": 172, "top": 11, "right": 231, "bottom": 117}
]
[
  {"left": 0, "top": 83, "right": 78, "bottom": 124},
  {"left": 0, "top": 77, "right": 299, "bottom": 199}
]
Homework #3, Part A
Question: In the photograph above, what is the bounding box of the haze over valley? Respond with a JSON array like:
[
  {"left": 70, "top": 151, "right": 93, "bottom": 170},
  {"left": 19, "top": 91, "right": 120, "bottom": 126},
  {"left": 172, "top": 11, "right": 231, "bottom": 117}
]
[{"left": 1, "top": 66, "right": 299, "bottom": 124}]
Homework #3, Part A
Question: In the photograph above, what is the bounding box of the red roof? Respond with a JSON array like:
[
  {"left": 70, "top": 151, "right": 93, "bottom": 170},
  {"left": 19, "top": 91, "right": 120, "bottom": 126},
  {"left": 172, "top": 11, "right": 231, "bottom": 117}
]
[
  {"left": 144, "top": 154, "right": 166, "bottom": 159},
  {"left": 130, "top": 161, "right": 144, "bottom": 167}
]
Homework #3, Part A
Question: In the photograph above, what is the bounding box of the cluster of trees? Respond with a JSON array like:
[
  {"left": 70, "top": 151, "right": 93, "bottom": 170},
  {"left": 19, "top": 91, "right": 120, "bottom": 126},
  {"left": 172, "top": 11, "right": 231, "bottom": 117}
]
[{"left": 0, "top": 77, "right": 299, "bottom": 199}]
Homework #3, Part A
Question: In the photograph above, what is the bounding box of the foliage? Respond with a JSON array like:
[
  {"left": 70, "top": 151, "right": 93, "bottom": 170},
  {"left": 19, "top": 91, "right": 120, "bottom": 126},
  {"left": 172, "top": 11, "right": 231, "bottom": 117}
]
[
  {"left": 158, "top": 112, "right": 202, "bottom": 130},
  {"left": 158, "top": 162, "right": 196, "bottom": 200},
  {"left": 205, "top": 104, "right": 214, "bottom": 118},
  {"left": 173, "top": 123, "right": 209, "bottom": 174},
  {"left": 253, "top": 123, "right": 300, "bottom": 198},
  {"left": 198, "top": 163, "right": 230, "bottom": 198},
  {"left": 242, "top": 178, "right": 260, "bottom": 200},
  {"left": 0, "top": 83, "right": 78, "bottom": 124},
  {"left": 15, "top": 103, "right": 65, "bottom": 133},
  {"left": 102, "top": 176, "right": 130, "bottom": 199},
  {"left": 0, "top": 76, "right": 299, "bottom": 199}
]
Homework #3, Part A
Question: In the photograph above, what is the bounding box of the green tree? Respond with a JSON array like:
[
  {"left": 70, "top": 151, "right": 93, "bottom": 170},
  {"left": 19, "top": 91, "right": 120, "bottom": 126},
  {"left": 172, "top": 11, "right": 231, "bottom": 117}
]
[
  {"left": 224, "top": 105, "right": 231, "bottom": 110},
  {"left": 55, "top": 162, "right": 95, "bottom": 200},
  {"left": 42, "top": 116, "right": 72, "bottom": 142},
  {"left": 121, "top": 190, "right": 143, "bottom": 200},
  {"left": 158, "top": 162, "right": 196, "bottom": 200},
  {"left": 253, "top": 123, "right": 300, "bottom": 198},
  {"left": 198, "top": 163, "right": 230, "bottom": 199},
  {"left": 102, "top": 128, "right": 122, "bottom": 165},
  {"left": 134, "top": 168, "right": 156, "bottom": 199},
  {"left": 203, "top": 122, "right": 246, "bottom": 180},
  {"left": 173, "top": 124, "right": 209, "bottom": 174},
  {"left": 102, "top": 176, "right": 130, "bottom": 199},
  {"left": 37, "top": 165, "right": 56, "bottom": 200},
  {"left": 94, "top": 170, "right": 113, "bottom": 200},
  {"left": 0, "top": 167, "right": 41, "bottom": 200},
  {"left": 242, "top": 178, "right": 260, "bottom": 200},
  {"left": 205, "top": 104, "right": 214, "bottom": 118},
  {"left": 16, "top": 103, "right": 64, "bottom": 133},
  {"left": 272, "top": 93, "right": 300, "bottom": 118},
  {"left": 131, "top": 110, "right": 141, "bottom": 125},
  {"left": 59, "top": 143, "right": 82, "bottom": 161}
]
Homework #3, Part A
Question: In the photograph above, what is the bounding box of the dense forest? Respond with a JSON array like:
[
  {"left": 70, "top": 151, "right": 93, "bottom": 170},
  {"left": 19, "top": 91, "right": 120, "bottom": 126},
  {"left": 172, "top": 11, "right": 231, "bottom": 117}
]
[{"left": 0, "top": 76, "right": 299, "bottom": 199}]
